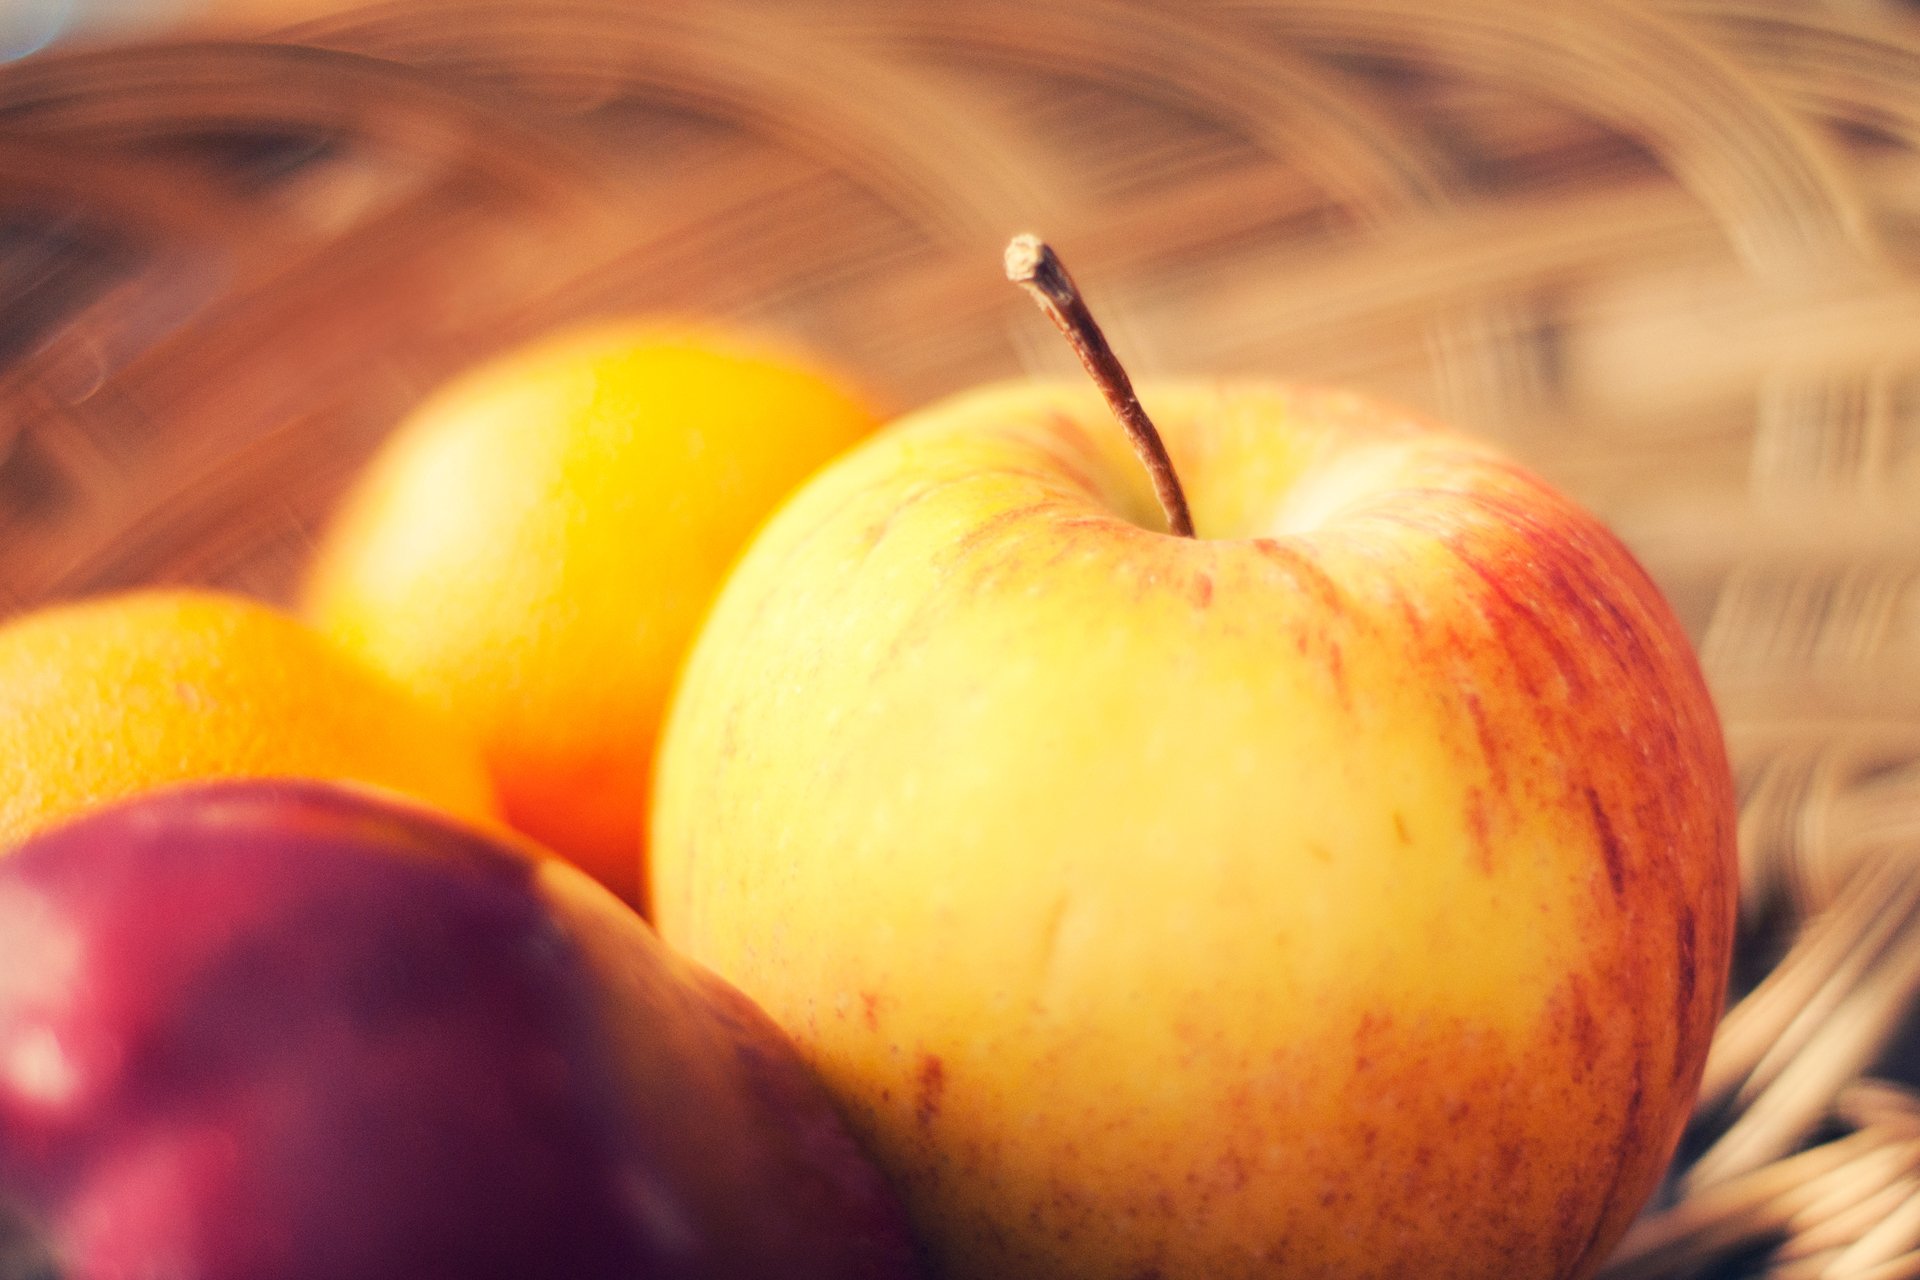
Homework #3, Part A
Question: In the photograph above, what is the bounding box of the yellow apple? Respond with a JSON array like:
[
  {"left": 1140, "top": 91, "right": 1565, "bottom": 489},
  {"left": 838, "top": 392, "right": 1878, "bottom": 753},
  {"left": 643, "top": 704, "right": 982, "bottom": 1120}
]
[{"left": 648, "top": 247, "right": 1737, "bottom": 1279}]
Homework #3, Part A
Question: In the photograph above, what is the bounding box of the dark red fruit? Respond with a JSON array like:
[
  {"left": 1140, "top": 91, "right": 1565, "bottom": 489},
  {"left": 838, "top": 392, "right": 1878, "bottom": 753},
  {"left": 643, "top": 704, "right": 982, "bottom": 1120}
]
[{"left": 0, "top": 780, "right": 922, "bottom": 1280}]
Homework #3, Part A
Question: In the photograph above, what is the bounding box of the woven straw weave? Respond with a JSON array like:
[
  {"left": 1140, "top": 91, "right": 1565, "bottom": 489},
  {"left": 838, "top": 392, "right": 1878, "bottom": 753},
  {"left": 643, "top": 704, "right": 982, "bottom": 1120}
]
[{"left": 3, "top": 1, "right": 1920, "bottom": 1274}]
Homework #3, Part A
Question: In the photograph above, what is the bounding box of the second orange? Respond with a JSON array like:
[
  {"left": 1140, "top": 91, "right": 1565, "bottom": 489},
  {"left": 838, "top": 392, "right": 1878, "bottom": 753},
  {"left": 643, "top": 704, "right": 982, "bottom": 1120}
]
[{"left": 303, "top": 323, "right": 877, "bottom": 903}]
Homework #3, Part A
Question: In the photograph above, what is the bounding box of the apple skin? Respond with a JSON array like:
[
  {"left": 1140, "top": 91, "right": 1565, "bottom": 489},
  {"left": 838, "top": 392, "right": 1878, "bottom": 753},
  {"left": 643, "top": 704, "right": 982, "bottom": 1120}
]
[
  {"left": 0, "top": 779, "right": 924, "bottom": 1280},
  {"left": 648, "top": 381, "right": 1739, "bottom": 1280}
]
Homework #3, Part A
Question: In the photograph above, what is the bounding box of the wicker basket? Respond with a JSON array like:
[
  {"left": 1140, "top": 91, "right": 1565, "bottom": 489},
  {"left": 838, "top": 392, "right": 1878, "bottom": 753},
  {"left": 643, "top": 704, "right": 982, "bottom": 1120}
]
[{"left": 3, "top": 1, "right": 1919, "bottom": 1274}]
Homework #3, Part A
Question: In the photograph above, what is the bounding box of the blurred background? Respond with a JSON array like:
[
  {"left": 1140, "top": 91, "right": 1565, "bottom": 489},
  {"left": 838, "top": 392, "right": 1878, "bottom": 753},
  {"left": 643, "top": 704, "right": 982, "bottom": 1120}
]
[{"left": 3, "top": 1, "right": 1920, "bottom": 1274}]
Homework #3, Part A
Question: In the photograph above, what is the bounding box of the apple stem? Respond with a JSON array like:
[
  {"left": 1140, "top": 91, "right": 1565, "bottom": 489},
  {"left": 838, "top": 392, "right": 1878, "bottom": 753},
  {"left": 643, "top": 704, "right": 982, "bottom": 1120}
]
[{"left": 1004, "top": 235, "right": 1195, "bottom": 539}]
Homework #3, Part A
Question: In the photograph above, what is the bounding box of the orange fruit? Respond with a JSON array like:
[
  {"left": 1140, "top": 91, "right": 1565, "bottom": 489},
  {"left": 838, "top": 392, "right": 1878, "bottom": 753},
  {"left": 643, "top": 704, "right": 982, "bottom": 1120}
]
[
  {"left": 0, "top": 588, "right": 498, "bottom": 850},
  {"left": 301, "top": 323, "right": 879, "bottom": 903}
]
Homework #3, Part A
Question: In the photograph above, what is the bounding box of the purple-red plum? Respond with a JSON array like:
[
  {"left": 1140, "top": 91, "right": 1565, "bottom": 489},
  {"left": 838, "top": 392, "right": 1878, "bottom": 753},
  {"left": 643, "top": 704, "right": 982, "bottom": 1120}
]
[{"left": 0, "top": 779, "right": 923, "bottom": 1280}]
